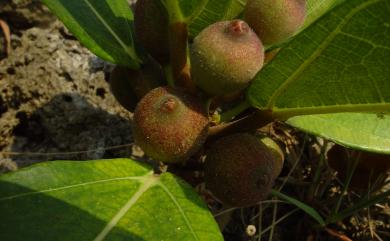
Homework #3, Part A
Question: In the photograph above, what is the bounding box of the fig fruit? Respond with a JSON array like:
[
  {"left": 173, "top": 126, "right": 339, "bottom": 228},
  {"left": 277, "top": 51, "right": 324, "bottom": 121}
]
[
  {"left": 259, "top": 136, "right": 284, "bottom": 178},
  {"left": 204, "top": 133, "right": 277, "bottom": 207},
  {"left": 134, "top": 0, "right": 169, "bottom": 63},
  {"left": 244, "top": 0, "right": 306, "bottom": 45},
  {"left": 109, "top": 58, "right": 164, "bottom": 112},
  {"left": 132, "top": 86, "right": 209, "bottom": 163},
  {"left": 190, "top": 20, "right": 264, "bottom": 96},
  {"left": 328, "top": 145, "right": 390, "bottom": 191}
]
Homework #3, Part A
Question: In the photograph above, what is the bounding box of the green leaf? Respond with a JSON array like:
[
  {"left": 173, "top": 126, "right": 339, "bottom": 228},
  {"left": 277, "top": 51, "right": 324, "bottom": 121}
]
[
  {"left": 287, "top": 112, "right": 390, "bottom": 154},
  {"left": 247, "top": 0, "right": 390, "bottom": 118},
  {"left": 0, "top": 159, "right": 223, "bottom": 241},
  {"left": 271, "top": 189, "right": 326, "bottom": 226},
  {"left": 304, "top": 0, "right": 345, "bottom": 29},
  {"left": 42, "top": 0, "right": 142, "bottom": 68}
]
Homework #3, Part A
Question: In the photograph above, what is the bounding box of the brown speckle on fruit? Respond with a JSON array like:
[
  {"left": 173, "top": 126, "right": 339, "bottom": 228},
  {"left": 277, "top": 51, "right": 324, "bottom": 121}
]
[
  {"left": 132, "top": 87, "right": 209, "bottom": 163},
  {"left": 204, "top": 133, "right": 277, "bottom": 207},
  {"left": 245, "top": 0, "right": 306, "bottom": 45},
  {"left": 190, "top": 20, "right": 264, "bottom": 96}
]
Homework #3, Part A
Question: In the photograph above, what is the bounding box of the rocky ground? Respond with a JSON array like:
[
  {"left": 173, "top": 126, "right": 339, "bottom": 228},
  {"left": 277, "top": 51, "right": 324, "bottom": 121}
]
[{"left": 0, "top": 0, "right": 139, "bottom": 173}]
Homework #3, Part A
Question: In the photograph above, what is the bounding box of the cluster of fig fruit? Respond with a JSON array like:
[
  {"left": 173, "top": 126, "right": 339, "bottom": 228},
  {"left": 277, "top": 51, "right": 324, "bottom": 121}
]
[{"left": 110, "top": 0, "right": 306, "bottom": 207}]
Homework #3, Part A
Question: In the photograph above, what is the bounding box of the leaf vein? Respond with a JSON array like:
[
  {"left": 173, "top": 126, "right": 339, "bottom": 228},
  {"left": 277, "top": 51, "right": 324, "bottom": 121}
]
[
  {"left": 266, "top": 0, "right": 381, "bottom": 109},
  {"left": 158, "top": 182, "right": 199, "bottom": 241},
  {"left": 83, "top": 0, "right": 139, "bottom": 63},
  {"left": 93, "top": 174, "right": 158, "bottom": 241},
  {"left": 0, "top": 174, "right": 151, "bottom": 202}
]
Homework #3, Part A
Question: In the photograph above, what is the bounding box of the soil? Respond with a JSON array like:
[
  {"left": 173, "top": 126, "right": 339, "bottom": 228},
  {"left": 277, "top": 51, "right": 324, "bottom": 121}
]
[{"left": 0, "top": 1, "right": 139, "bottom": 173}]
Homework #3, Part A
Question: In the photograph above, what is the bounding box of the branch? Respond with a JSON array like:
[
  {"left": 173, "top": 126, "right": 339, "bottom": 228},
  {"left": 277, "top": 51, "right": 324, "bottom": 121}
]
[{"left": 208, "top": 109, "right": 275, "bottom": 139}]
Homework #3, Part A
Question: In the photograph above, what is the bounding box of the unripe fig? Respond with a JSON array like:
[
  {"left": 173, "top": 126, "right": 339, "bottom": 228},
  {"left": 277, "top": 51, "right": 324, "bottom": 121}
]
[
  {"left": 204, "top": 133, "right": 277, "bottom": 207},
  {"left": 134, "top": 0, "right": 169, "bottom": 63},
  {"left": 328, "top": 145, "right": 390, "bottom": 191},
  {"left": 109, "top": 58, "right": 164, "bottom": 111},
  {"left": 259, "top": 136, "right": 284, "bottom": 178},
  {"left": 190, "top": 20, "right": 264, "bottom": 96},
  {"left": 132, "top": 87, "right": 209, "bottom": 163},
  {"left": 244, "top": 0, "right": 306, "bottom": 45}
]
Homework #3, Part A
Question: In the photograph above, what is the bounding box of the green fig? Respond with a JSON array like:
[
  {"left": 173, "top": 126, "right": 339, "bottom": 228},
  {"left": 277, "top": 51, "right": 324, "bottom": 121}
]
[
  {"left": 109, "top": 58, "right": 164, "bottom": 112},
  {"left": 259, "top": 136, "right": 284, "bottom": 179},
  {"left": 204, "top": 133, "right": 277, "bottom": 207},
  {"left": 190, "top": 20, "right": 264, "bottom": 96},
  {"left": 244, "top": 0, "right": 306, "bottom": 45},
  {"left": 132, "top": 87, "right": 209, "bottom": 163},
  {"left": 134, "top": 0, "right": 169, "bottom": 63}
]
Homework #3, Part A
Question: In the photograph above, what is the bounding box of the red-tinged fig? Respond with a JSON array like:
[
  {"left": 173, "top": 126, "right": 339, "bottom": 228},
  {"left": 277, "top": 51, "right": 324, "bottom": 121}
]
[
  {"left": 132, "top": 87, "right": 209, "bottom": 163},
  {"left": 190, "top": 20, "right": 264, "bottom": 96},
  {"left": 328, "top": 145, "right": 390, "bottom": 191},
  {"left": 244, "top": 0, "right": 306, "bottom": 45},
  {"left": 109, "top": 58, "right": 164, "bottom": 112},
  {"left": 134, "top": 0, "right": 169, "bottom": 63},
  {"left": 204, "top": 133, "right": 277, "bottom": 207}
]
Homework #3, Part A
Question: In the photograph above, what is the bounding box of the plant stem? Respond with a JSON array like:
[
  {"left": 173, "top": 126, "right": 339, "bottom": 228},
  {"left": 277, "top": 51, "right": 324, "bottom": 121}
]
[
  {"left": 161, "top": 1, "right": 195, "bottom": 91},
  {"left": 208, "top": 109, "right": 274, "bottom": 139},
  {"left": 167, "top": 22, "right": 197, "bottom": 92},
  {"left": 257, "top": 203, "right": 263, "bottom": 241},
  {"left": 163, "top": 64, "right": 175, "bottom": 87},
  {"left": 332, "top": 152, "right": 361, "bottom": 216},
  {"left": 254, "top": 208, "right": 299, "bottom": 239},
  {"left": 307, "top": 140, "right": 329, "bottom": 201},
  {"left": 161, "top": 1, "right": 184, "bottom": 22},
  {"left": 219, "top": 100, "right": 251, "bottom": 122},
  {"left": 268, "top": 199, "right": 279, "bottom": 241}
]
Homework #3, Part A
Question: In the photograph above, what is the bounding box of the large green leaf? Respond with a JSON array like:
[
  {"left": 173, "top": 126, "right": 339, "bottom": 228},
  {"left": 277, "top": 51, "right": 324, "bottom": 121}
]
[
  {"left": 0, "top": 159, "right": 223, "bottom": 241},
  {"left": 247, "top": 0, "right": 390, "bottom": 118},
  {"left": 304, "top": 0, "right": 345, "bottom": 29},
  {"left": 287, "top": 113, "right": 390, "bottom": 154},
  {"left": 42, "top": 0, "right": 142, "bottom": 68}
]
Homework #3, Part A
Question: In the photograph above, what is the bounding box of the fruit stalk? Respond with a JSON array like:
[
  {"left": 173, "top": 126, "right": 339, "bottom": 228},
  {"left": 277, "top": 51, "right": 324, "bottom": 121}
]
[
  {"left": 168, "top": 22, "right": 195, "bottom": 91},
  {"left": 208, "top": 109, "right": 274, "bottom": 139}
]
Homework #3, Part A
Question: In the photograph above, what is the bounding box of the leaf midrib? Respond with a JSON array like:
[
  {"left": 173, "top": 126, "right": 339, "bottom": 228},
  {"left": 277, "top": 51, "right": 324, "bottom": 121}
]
[
  {"left": 83, "top": 0, "right": 141, "bottom": 64},
  {"left": 265, "top": 0, "right": 381, "bottom": 109},
  {"left": 273, "top": 102, "right": 390, "bottom": 119},
  {"left": 158, "top": 182, "right": 199, "bottom": 241},
  {"left": 0, "top": 175, "right": 149, "bottom": 202},
  {"left": 93, "top": 174, "right": 159, "bottom": 241}
]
